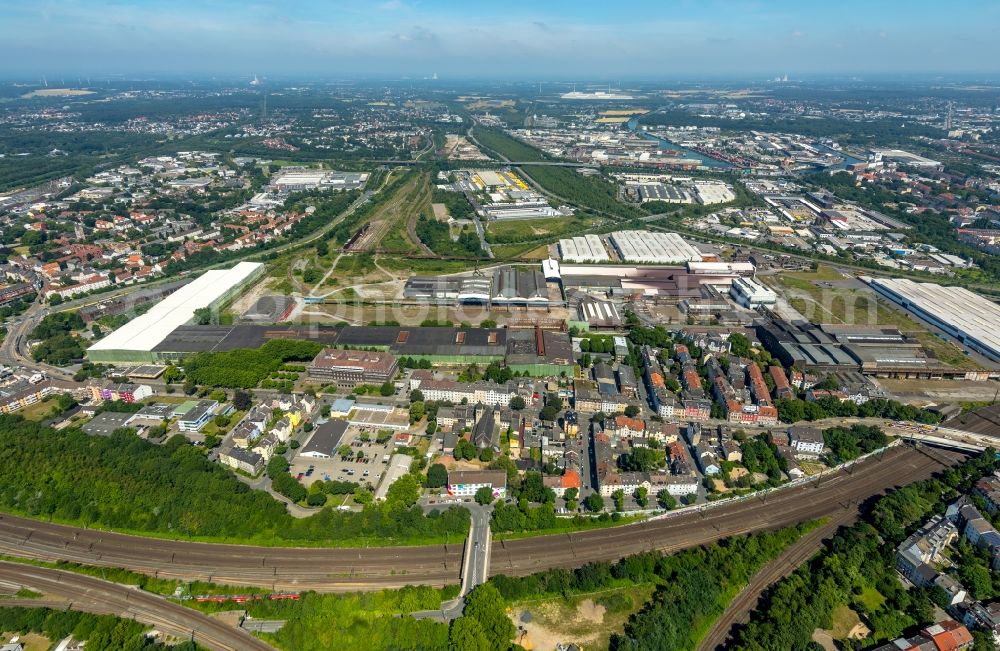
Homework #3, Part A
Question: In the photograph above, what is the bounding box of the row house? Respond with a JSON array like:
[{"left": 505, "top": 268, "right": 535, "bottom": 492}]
[
  {"left": 415, "top": 378, "right": 519, "bottom": 408},
  {"left": 681, "top": 396, "right": 712, "bottom": 421},
  {"left": 649, "top": 472, "right": 700, "bottom": 497},
  {"left": 90, "top": 382, "right": 153, "bottom": 403},
  {"left": 44, "top": 274, "right": 113, "bottom": 300},
  {"left": 769, "top": 365, "right": 795, "bottom": 400}
]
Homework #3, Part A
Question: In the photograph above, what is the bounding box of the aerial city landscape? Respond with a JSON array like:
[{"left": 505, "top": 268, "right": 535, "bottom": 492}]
[{"left": 3, "top": 1, "right": 1000, "bottom": 650}]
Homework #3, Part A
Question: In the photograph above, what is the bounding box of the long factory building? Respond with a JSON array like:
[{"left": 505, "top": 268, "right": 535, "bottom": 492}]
[
  {"left": 86, "top": 262, "right": 266, "bottom": 364},
  {"left": 868, "top": 277, "right": 1000, "bottom": 364}
]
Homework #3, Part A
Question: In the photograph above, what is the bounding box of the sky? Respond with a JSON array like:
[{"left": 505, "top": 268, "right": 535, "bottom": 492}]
[{"left": 3, "top": 0, "right": 999, "bottom": 81}]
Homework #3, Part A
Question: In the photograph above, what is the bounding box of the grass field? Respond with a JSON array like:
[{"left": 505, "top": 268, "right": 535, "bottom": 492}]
[
  {"left": 484, "top": 215, "right": 600, "bottom": 244},
  {"left": 856, "top": 585, "right": 886, "bottom": 611},
  {"left": 829, "top": 604, "right": 866, "bottom": 641},
  {"left": 375, "top": 256, "right": 471, "bottom": 275}
]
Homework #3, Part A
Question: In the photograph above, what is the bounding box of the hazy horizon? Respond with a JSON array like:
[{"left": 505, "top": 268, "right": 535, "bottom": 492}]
[{"left": 4, "top": 0, "right": 999, "bottom": 80}]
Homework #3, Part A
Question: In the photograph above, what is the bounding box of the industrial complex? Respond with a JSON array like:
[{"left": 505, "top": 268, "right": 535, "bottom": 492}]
[
  {"left": 868, "top": 277, "right": 1000, "bottom": 363},
  {"left": 86, "top": 262, "right": 265, "bottom": 363}
]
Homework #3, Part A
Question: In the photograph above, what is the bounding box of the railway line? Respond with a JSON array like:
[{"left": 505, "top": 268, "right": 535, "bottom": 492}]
[
  {"left": 491, "top": 444, "right": 963, "bottom": 576},
  {"left": 0, "top": 445, "right": 963, "bottom": 593},
  {"left": 0, "top": 520, "right": 464, "bottom": 591},
  {"left": 696, "top": 511, "right": 857, "bottom": 651},
  {"left": 0, "top": 561, "right": 277, "bottom": 651}
]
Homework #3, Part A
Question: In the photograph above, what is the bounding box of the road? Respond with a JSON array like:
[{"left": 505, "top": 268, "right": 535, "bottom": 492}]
[
  {"left": 0, "top": 444, "right": 963, "bottom": 592},
  {"left": 0, "top": 561, "right": 276, "bottom": 651},
  {"left": 0, "top": 188, "right": 377, "bottom": 377},
  {"left": 696, "top": 511, "right": 857, "bottom": 651},
  {"left": 413, "top": 504, "right": 492, "bottom": 621}
]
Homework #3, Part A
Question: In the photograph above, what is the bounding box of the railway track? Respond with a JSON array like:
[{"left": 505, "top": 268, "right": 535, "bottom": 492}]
[
  {"left": 0, "top": 561, "right": 276, "bottom": 651},
  {"left": 696, "top": 512, "right": 856, "bottom": 651},
  {"left": 492, "top": 445, "right": 962, "bottom": 575},
  {"left": 0, "top": 445, "right": 965, "bottom": 592}
]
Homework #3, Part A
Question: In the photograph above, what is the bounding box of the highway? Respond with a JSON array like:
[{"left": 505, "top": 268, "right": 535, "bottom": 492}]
[
  {"left": 0, "top": 444, "right": 964, "bottom": 592},
  {"left": 0, "top": 561, "right": 276, "bottom": 651}
]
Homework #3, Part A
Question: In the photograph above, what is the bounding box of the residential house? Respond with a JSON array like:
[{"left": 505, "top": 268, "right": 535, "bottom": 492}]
[
  {"left": 789, "top": 425, "right": 825, "bottom": 457},
  {"left": 219, "top": 447, "right": 264, "bottom": 475},
  {"left": 446, "top": 470, "right": 507, "bottom": 499}
]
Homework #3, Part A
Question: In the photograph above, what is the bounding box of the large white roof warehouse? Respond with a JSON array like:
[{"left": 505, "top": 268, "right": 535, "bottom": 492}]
[
  {"left": 868, "top": 277, "right": 1000, "bottom": 363},
  {"left": 87, "top": 262, "right": 265, "bottom": 364},
  {"left": 609, "top": 230, "right": 703, "bottom": 264}
]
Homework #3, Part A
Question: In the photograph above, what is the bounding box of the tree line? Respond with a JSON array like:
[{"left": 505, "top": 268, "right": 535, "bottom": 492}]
[
  {"left": 729, "top": 450, "right": 999, "bottom": 649},
  {"left": 0, "top": 606, "right": 199, "bottom": 651},
  {"left": 486, "top": 522, "right": 815, "bottom": 651},
  {"left": 0, "top": 416, "right": 468, "bottom": 546}
]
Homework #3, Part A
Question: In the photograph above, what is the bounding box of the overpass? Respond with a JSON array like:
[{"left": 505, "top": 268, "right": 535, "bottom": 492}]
[{"left": 887, "top": 421, "right": 1000, "bottom": 453}]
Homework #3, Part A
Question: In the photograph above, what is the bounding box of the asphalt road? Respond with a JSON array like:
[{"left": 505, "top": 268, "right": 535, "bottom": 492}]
[
  {"left": 0, "top": 561, "right": 276, "bottom": 651},
  {"left": 0, "top": 445, "right": 962, "bottom": 593}
]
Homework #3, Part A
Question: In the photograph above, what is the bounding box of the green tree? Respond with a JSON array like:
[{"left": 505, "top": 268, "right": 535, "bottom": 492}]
[
  {"left": 474, "top": 486, "right": 494, "bottom": 505},
  {"left": 585, "top": 493, "right": 605, "bottom": 512},
  {"left": 409, "top": 401, "right": 426, "bottom": 424},
  {"left": 385, "top": 474, "right": 421, "bottom": 510},
  {"left": 464, "top": 583, "right": 515, "bottom": 650},
  {"left": 656, "top": 490, "right": 677, "bottom": 510},
  {"left": 613, "top": 489, "right": 625, "bottom": 512},
  {"left": 427, "top": 463, "right": 448, "bottom": 489},
  {"left": 635, "top": 486, "right": 649, "bottom": 508},
  {"left": 449, "top": 616, "right": 490, "bottom": 651}
]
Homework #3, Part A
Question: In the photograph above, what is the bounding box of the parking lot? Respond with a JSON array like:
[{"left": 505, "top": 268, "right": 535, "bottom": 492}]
[{"left": 290, "top": 431, "right": 395, "bottom": 489}]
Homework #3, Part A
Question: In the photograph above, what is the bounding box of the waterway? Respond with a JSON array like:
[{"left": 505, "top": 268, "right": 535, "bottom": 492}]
[
  {"left": 814, "top": 143, "right": 865, "bottom": 170},
  {"left": 627, "top": 117, "right": 732, "bottom": 169}
]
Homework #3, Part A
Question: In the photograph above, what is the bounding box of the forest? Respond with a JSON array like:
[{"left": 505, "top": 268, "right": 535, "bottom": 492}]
[
  {"left": 0, "top": 416, "right": 469, "bottom": 546},
  {"left": 520, "top": 164, "right": 645, "bottom": 221},
  {"left": 182, "top": 339, "right": 323, "bottom": 389},
  {"left": 471, "top": 127, "right": 550, "bottom": 163},
  {"left": 730, "top": 450, "right": 999, "bottom": 650},
  {"left": 415, "top": 214, "right": 485, "bottom": 258},
  {"left": 30, "top": 310, "right": 86, "bottom": 365}
]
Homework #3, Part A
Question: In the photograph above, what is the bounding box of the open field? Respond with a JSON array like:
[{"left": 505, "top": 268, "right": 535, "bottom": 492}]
[
  {"left": 510, "top": 585, "right": 655, "bottom": 651},
  {"left": 484, "top": 215, "right": 601, "bottom": 244},
  {"left": 361, "top": 172, "right": 432, "bottom": 255}
]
